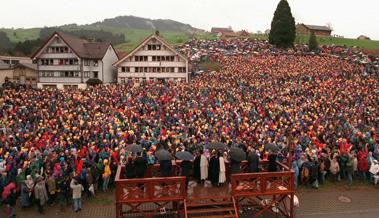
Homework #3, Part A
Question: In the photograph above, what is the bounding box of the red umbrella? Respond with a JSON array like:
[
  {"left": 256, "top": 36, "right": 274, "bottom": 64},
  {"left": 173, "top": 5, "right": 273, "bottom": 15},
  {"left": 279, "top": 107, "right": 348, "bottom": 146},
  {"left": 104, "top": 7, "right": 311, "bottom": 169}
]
[{"left": 2, "top": 182, "right": 16, "bottom": 200}]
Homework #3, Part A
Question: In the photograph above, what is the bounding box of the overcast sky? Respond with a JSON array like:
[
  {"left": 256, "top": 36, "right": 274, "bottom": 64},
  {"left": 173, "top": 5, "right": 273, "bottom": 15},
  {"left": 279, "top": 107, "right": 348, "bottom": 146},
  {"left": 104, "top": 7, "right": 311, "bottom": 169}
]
[{"left": 1, "top": 0, "right": 378, "bottom": 39}]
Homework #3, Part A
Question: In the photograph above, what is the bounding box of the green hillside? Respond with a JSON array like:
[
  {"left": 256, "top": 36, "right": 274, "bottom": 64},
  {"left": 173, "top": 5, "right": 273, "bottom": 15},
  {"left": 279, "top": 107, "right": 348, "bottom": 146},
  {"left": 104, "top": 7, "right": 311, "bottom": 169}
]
[
  {"left": 1, "top": 26, "right": 379, "bottom": 54},
  {"left": 0, "top": 26, "right": 216, "bottom": 53}
]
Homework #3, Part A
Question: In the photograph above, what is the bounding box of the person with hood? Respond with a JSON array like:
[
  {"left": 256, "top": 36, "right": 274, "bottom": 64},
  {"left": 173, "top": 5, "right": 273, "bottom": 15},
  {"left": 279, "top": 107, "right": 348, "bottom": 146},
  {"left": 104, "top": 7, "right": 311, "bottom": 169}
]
[
  {"left": 208, "top": 150, "right": 220, "bottom": 186},
  {"left": 193, "top": 151, "right": 201, "bottom": 183},
  {"left": 247, "top": 148, "right": 260, "bottom": 173},
  {"left": 292, "top": 161, "right": 299, "bottom": 189},
  {"left": 20, "top": 180, "right": 31, "bottom": 208},
  {"left": 346, "top": 154, "right": 355, "bottom": 186},
  {"left": 369, "top": 159, "right": 379, "bottom": 185},
  {"left": 24, "top": 175, "right": 34, "bottom": 203},
  {"left": 134, "top": 153, "right": 148, "bottom": 178},
  {"left": 102, "top": 159, "right": 111, "bottom": 192},
  {"left": 70, "top": 178, "right": 84, "bottom": 213},
  {"left": 5, "top": 186, "right": 17, "bottom": 218},
  {"left": 218, "top": 152, "right": 226, "bottom": 185},
  {"left": 34, "top": 175, "right": 48, "bottom": 214},
  {"left": 199, "top": 150, "right": 208, "bottom": 183}
]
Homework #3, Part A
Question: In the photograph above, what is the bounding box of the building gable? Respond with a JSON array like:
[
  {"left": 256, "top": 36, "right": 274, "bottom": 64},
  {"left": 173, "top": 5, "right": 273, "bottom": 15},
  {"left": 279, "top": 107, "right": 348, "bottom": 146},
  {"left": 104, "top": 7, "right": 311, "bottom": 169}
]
[
  {"left": 114, "top": 33, "right": 187, "bottom": 66},
  {"left": 32, "top": 32, "right": 80, "bottom": 59}
]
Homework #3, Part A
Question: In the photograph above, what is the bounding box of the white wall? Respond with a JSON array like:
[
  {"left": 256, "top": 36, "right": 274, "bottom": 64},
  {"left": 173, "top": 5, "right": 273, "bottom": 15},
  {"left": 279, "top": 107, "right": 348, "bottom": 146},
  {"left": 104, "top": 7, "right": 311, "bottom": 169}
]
[{"left": 102, "top": 46, "right": 118, "bottom": 83}]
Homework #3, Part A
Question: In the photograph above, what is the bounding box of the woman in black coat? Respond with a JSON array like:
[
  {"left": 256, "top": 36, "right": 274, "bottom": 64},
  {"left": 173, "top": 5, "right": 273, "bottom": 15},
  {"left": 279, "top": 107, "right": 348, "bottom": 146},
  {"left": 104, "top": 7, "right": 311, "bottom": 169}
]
[
  {"left": 208, "top": 153, "right": 220, "bottom": 186},
  {"left": 193, "top": 152, "right": 201, "bottom": 183},
  {"left": 134, "top": 155, "right": 148, "bottom": 178}
]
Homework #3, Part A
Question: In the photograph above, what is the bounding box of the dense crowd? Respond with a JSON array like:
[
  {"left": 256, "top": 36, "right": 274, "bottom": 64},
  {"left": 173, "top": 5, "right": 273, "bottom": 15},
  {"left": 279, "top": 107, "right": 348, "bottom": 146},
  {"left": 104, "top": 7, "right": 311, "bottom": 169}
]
[{"left": 1, "top": 39, "right": 379, "bottom": 217}]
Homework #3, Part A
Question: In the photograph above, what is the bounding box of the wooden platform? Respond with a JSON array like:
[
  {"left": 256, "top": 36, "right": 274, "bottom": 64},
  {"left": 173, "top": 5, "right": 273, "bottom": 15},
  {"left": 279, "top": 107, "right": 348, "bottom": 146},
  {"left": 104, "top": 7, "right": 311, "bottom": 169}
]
[{"left": 115, "top": 161, "right": 295, "bottom": 218}]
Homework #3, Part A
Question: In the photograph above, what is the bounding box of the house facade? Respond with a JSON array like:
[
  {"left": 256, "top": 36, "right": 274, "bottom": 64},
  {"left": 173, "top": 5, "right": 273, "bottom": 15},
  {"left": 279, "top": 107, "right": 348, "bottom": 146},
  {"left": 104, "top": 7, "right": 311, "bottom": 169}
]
[
  {"left": 13, "top": 63, "right": 38, "bottom": 87},
  {"left": 0, "top": 61, "right": 13, "bottom": 85},
  {"left": 114, "top": 32, "right": 189, "bottom": 83},
  {"left": 296, "top": 24, "right": 332, "bottom": 37},
  {"left": 32, "top": 31, "right": 118, "bottom": 89},
  {"left": 0, "top": 55, "right": 32, "bottom": 67}
]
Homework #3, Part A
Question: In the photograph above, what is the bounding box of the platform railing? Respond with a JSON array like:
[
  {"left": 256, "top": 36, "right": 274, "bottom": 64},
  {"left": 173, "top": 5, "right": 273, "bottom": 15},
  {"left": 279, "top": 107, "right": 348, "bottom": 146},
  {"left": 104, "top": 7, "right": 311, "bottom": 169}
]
[
  {"left": 231, "top": 161, "right": 295, "bottom": 218},
  {"left": 115, "top": 166, "right": 186, "bottom": 218}
]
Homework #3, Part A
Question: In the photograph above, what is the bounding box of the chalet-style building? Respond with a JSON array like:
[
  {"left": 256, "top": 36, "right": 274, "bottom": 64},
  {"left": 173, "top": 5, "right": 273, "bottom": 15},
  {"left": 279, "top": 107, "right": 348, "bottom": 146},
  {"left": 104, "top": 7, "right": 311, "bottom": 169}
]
[
  {"left": 13, "top": 63, "right": 38, "bottom": 87},
  {"left": 114, "top": 32, "right": 189, "bottom": 83},
  {"left": 0, "top": 60, "right": 13, "bottom": 85},
  {"left": 32, "top": 31, "right": 118, "bottom": 89},
  {"left": 296, "top": 24, "right": 332, "bottom": 37},
  {"left": 211, "top": 27, "right": 233, "bottom": 35},
  {"left": 357, "top": 35, "right": 371, "bottom": 40},
  {"left": 0, "top": 55, "right": 32, "bottom": 67}
]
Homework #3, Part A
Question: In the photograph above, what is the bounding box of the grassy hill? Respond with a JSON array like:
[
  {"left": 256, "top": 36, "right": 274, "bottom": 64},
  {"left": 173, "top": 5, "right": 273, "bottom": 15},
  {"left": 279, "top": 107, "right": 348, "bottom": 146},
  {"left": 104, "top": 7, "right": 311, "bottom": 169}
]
[
  {"left": 1, "top": 14, "right": 378, "bottom": 54},
  {"left": 250, "top": 34, "right": 379, "bottom": 51}
]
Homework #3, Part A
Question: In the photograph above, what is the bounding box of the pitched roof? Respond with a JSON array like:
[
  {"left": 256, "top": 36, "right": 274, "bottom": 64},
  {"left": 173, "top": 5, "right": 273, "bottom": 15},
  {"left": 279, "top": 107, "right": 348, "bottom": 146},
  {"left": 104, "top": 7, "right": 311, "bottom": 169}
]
[
  {"left": 0, "top": 60, "right": 11, "bottom": 70},
  {"left": 211, "top": 27, "right": 234, "bottom": 33},
  {"left": 303, "top": 24, "right": 332, "bottom": 32},
  {"left": 113, "top": 33, "right": 188, "bottom": 67},
  {"left": 32, "top": 31, "right": 112, "bottom": 59},
  {"left": 14, "top": 63, "right": 38, "bottom": 71}
]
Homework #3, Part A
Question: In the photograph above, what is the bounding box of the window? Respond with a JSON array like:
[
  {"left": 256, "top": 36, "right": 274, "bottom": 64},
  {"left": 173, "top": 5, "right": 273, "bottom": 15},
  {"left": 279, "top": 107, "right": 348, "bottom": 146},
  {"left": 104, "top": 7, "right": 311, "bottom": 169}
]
[
  {"left": 92, "top": 71, "right": 98, "bottom": 79},
  {"left": 143, "top": 56, "right": 148, "bottom": 61},
  {"left": 135, "top": 67, "right": 139, "bottom": 73},
  {"left": 156, "top": 45, "right": 161, "bottom": 50},
  {"left": 135, "top": 56, "right": 139, "bottom": 62},
  {"left": 178, "top": 67, "right": 186, "bottom": 73},
  {"left": 93, "top": 60, "right": 98, "bottom": 67},
  {"left": 157, "top": 56, "right": 161, "bottom": 62},
  {"left": 74, "top": 72, "right": 80, "bottom": 77},
  {"left": 84, "top": 60, "right": 90, "bottom": 66},
  {"left": 83, "top": 71, "right": 90, "bottom": 78},
  {"left": 152, "top": 56, "right": 156, "bottom": 62},
  {"left": 59, "top": 59, "right": 64, "bottom": 65}
]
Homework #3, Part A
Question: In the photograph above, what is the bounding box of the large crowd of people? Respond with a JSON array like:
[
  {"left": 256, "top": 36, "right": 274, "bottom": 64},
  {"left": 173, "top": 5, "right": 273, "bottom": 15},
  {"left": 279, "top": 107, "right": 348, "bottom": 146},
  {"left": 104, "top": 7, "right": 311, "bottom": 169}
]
[{"left": 0, "top": 39, "right": 378, "bottom": 217}]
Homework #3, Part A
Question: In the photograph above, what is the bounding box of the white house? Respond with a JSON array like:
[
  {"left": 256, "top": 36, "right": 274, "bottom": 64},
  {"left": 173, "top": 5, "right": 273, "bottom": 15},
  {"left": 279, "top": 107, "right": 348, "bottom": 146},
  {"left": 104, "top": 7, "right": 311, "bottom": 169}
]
[
  {"left": 32, "top": 31, "right": 119, "bottom": 89},
  {"left": 114, "top": 32, "right": 189, "bottom": 83}
]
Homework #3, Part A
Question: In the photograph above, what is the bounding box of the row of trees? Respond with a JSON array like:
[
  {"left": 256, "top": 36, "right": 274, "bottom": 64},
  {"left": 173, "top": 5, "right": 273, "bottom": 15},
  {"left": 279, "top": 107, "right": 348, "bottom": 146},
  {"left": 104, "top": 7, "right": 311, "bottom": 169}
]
[
  {"left": 0, "top": 28, "right": 126, "bottom": 56},
  {"left": 269, "top": 0, "right": 318, "bottom": 51}
]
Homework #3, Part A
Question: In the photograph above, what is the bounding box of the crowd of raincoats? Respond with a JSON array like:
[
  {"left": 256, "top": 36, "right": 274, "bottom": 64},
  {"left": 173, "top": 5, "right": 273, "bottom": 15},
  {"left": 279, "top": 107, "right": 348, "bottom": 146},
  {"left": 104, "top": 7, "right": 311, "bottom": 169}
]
[{"left": 0, "top": 39, "right": 378, "bottom": 213}]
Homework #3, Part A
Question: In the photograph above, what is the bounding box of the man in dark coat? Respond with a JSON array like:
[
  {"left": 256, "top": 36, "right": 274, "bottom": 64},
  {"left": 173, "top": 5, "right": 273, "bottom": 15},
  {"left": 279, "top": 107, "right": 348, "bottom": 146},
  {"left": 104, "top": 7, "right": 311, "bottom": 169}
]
[
  {"left": 193, "top": 152, "right": 201, "bottom": 183},
  {"left": 125, "top": 157, "right": 136, "bottom": 179},
  {"left": 208, "top": 152, "right": 220, "bottom": 186},
  {"left": 247, "top": 148, "right": 260, "bottom": 173},
  {"left": 180, "top": 160, "right": 192, "bottom": 189},
  {"left": 267, "top": 153, "right": 277, "bottom": 172},
  {"left": 134, "top": 154, "right": 148, "bottom": 178},
  {"left": 159, "top": 160, "right": 172, "bottom": 177},
  {"left": 230, "top": 159, "right": 241, "bottom": 175}
]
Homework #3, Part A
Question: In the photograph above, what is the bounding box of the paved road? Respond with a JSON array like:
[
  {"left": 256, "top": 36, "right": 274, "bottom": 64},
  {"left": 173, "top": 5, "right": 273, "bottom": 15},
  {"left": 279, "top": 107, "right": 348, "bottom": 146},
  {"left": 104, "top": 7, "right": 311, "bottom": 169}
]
[
  {"left": 5, "top": 184, "right": 379, "bottom": 218},
  {"left": 296, "top": 185, "right": 379, "bottom": 218}
]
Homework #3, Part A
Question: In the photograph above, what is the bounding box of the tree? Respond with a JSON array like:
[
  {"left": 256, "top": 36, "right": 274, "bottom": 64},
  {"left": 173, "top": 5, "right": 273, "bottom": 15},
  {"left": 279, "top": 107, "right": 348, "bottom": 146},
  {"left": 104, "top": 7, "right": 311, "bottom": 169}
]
[
  {"left": 269, "top": 0, "right": 296, "bottom": 48},
  {"left": 86, "top": 78, "right": 103, "bottom": 86},
  {"left": 308, "top": 32, "right": 318, "bottom": 51}
]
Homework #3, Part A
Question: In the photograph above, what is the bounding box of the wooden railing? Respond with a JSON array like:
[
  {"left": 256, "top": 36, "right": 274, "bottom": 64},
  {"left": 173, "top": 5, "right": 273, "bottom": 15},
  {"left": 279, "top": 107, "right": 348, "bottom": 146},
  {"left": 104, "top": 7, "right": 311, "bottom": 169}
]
[
  {"left": 115, "top": 166, "right": 186, "bottom": 218},
  {"left": 231, "top": 161, "right": 295, "bottom": 218}
]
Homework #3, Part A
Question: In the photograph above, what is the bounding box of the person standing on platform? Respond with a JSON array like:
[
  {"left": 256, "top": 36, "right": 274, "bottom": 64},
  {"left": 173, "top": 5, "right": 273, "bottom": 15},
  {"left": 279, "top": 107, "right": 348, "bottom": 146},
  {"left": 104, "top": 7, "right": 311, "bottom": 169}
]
[
  {"left": 208, "top": 150, "right": 220, "bottom": 186},
  {"left": 200, "top": 150, "right": 208, "bottom": 183},
  {"left": 134, "top": 153, "right": 148, "bottom": 178},
  {"left": 218, "top": 152, "right": 226, "bottom": 186},
  {"left": 247, "top": 147, "right": 260, "bottom": 173}
]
